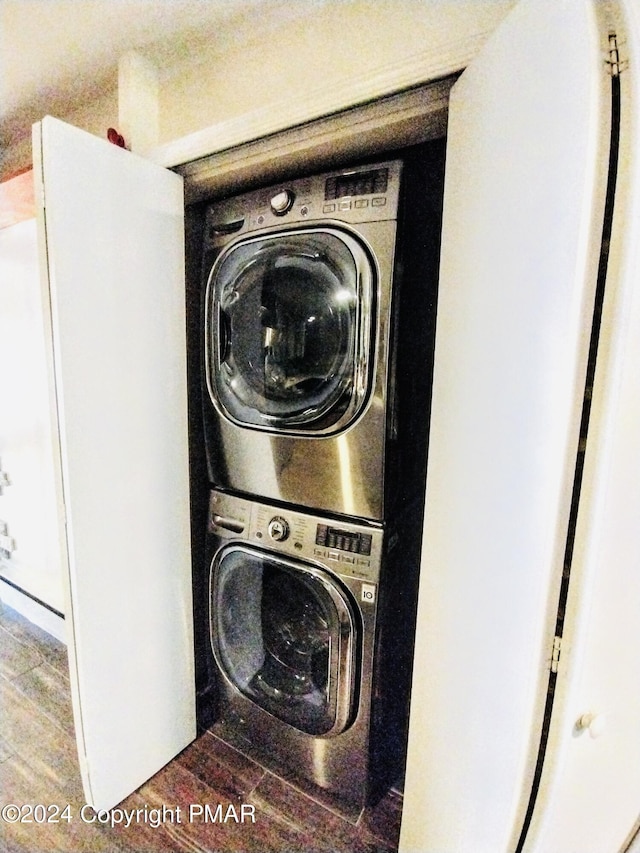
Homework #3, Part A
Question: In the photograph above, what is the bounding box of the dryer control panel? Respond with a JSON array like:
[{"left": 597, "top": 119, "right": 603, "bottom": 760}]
[
  {"left": 208, "top": 489, "right": 384, "bottom": 583},
  {"left": 203, "top": 159, "right": 402, "bottom": 249}
]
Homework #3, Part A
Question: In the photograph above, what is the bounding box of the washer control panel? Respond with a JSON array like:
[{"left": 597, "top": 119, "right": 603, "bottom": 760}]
[{"left": 208, "top": 490, "right": 383, "bottom": 582}]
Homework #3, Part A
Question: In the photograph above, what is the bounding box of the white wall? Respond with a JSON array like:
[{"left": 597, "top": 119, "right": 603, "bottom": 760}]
[{"left": 157, "top": 0, "right": 516, "bottom": 145}]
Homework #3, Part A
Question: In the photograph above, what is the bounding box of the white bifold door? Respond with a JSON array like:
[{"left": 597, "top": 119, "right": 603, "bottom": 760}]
[
  {"left": 401, "top": 0, "right": 640, "bottom": 852},
  {"left": 33, "top": 116, "right": 195, "bottom": 811}
]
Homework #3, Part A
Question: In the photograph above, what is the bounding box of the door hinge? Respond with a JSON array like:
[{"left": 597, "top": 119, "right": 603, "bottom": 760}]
[
  {"left": 550, "top": 635, "right": 562, "bottom": 674},
  {"left": 606, "top": 33, "right": 627, "bottom": 77}
]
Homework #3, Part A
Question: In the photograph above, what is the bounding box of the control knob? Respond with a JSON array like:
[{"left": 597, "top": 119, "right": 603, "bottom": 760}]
[
  {"left": 270, "top": 189, "right": 295, "bottom": 216},
  {"left": 267, "top": 516, "right": 290, "bottom": 542}
]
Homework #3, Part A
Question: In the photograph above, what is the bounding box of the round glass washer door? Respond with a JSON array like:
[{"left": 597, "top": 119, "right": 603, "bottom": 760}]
[
  {"left": 210, "top": 545, "right": 357, "bottom": 736},
  {"left": 205, "top": 228, "right": 375, "bottom": 433}
]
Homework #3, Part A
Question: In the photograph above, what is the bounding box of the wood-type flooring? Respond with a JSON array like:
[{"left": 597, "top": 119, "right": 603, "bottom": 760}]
[{"left": 0, "top": 601, "right": 402, "bottom": 853}]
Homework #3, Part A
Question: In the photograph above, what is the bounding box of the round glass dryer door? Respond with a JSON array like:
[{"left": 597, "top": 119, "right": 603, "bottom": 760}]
[
  {"left": 205, "top": 229, "right": 375, "bottom": 433},
  {"left": 210, "top": 545, "right": 357, "bottom": 736}
]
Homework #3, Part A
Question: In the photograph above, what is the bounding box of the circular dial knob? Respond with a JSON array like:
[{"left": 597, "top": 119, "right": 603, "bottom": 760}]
[
  {"left": 270, "top": 189, "right": 295, "bottom": 216},
  {"left": 267, "top": 516, "right": 290, "bottom": 541}
]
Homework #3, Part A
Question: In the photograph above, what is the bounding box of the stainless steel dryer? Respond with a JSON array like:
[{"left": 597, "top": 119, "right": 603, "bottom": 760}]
[
  {"left": 200, "top": 156, "right": 442, "bottom": 521},
  {"left": 205, "top": 488, "right": 422, "bottom": 816}
]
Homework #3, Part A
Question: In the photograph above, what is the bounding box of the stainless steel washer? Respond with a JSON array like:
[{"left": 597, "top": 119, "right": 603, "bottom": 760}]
[{"left": 205, "top": 488, "right": 421, "bottom": 816}]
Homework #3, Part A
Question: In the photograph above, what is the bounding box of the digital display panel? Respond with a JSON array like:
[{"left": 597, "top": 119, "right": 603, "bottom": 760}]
[
  {"left": 316, "top": 524, "right": 372, "bottom": 556},
  {"left": 325, "top": 168, "right": 388, "bottom": 201}
]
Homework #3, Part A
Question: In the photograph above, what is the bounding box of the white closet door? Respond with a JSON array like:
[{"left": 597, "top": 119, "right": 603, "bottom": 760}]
[
  {"left": 33, "top": 116, "right": 195, "bottom": 811},
  {"left": 400, "top": 0, "right": 610, "bottom": 851},
  {"left": 522, "top": 1, "right": 640, "bottom": 850}
]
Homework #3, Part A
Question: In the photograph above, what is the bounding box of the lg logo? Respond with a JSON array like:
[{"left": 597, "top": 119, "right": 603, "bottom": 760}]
[{"left": 361, "top": 583, "right": 376, "bottom": 603}]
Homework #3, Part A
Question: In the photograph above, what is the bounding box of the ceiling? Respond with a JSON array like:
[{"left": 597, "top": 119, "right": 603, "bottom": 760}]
[{"left": 0, "top": 0, "right": 309, "bottom": 149}]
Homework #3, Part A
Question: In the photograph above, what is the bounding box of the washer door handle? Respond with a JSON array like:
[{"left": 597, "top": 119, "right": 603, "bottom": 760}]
[{"left": 218, "top": 305, "right": 231, "bottom": 364}]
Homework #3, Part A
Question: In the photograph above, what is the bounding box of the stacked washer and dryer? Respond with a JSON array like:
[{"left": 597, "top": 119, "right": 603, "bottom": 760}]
[{"left": 198, "top": 146, "right": 444, "bottom": 816}]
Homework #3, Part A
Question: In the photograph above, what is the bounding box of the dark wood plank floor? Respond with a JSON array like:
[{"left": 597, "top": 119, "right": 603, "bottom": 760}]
[{"left": 0, "top": 601, "right": 402, "bottom": 852}]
